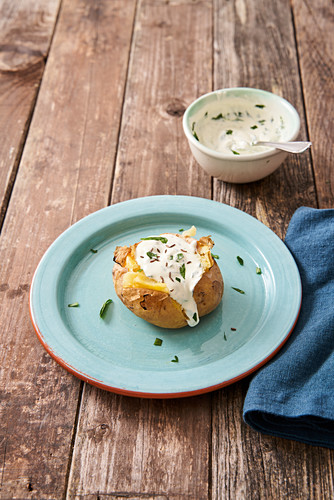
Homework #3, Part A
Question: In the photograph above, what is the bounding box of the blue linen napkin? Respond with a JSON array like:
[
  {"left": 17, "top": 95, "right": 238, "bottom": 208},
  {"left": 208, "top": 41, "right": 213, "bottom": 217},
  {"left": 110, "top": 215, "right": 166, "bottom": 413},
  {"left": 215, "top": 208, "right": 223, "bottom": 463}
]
[{"left": 243, "top": 207, "right": 334, "bottom": 449}]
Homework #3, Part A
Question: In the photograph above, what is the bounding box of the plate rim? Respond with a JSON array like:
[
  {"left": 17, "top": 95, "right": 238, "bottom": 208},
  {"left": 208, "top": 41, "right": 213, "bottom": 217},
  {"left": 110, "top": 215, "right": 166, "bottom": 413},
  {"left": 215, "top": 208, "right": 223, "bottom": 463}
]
[{"left": 29, "top": 195, "right": 302, "bottom": 398}]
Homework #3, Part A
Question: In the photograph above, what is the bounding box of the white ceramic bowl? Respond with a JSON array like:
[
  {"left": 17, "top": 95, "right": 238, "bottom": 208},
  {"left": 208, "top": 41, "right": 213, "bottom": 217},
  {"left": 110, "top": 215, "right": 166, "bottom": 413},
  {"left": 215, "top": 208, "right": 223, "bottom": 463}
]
[{"left": 182, "top": 87, "right": 300, "bottom": 183}]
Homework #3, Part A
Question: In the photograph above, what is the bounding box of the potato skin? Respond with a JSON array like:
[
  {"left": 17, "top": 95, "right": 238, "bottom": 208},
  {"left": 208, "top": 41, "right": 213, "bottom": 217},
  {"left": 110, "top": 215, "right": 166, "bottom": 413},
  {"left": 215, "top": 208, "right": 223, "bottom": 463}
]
[{"left": 112, "top": 258, "right": 224, "bottom": 329}]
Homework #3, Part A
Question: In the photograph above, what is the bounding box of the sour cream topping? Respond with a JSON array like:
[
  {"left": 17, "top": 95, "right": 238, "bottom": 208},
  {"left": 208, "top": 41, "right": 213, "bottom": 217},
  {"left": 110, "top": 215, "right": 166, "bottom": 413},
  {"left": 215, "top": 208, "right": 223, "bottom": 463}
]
[
  {"left": 191, "top": 96, "right": 288, "bottom": 155},
  {"left": 135, "top": 234, "right": 204, "bottom": 327}
]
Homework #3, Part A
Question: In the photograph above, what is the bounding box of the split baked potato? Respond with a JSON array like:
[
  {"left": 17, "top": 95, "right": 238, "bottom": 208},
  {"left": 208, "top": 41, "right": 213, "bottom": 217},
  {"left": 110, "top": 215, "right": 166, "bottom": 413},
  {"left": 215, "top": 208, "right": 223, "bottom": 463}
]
[{"left": 112, "top": 226, "right": 224, "bottom": 328}]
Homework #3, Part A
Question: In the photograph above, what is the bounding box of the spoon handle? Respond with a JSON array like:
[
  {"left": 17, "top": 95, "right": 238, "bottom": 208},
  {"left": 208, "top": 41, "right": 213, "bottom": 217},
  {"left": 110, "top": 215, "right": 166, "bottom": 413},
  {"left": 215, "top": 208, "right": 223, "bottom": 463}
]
[{"left": 254, "top": 141, "right": 312, "bottom": 153}]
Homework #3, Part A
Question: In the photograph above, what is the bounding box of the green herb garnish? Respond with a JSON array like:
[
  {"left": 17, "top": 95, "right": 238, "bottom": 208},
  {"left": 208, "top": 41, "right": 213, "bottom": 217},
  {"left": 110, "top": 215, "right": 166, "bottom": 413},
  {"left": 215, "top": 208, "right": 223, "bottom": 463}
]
[
  {"left": 212, "top": 113, "right": 223, "bottom": 120},
  {"left": 256, "top": 267, "right": 262, "bottom": 275},
  {"left": 226, "top": 129, "right": 233, "bottom": 135},
  {"left": 231, "top": 287, "right": 245, "bottom": 294},
  {"left": 224, "top": 331, "right": 227, "bottom": 341},
  {"left": 179, "top": 229, "right": 184, "bottom": 232},
  {"left": 233, "top": 111, "right": 243, "bottom": 121},
  {"left": 176, "top": 253, "right": 184, "bottom": 262},
  {"left": 154, "top": 338, "right": 163, "bottom": 346},
  {"left": 232, "top": 150, "right": 240, "bottom": 155},
  {"left": 250, "top": 125, "right": 258, "bottom": 130},
  {"left": 211, "top": 254, "right": 219, "bottom": 259},
  {"left": 171, "top": 355, "right": 179, "bottom": 363},
  {"left": 90, "top": 248, "right": 98, "bottom": 253},
  {"left": 175, "top": 277, "right": 181, "bottom": 282},
  {"left": 68, "top": 302, "right": 79, "bottom": 307},
  {"left": 237, "top": 256, "right": 244, "bottom": 266},
  {"left": 180, "top": 263, "right": 186, "bottom": 279},
  {"left": 258, "top": 119, "right": 265, "bottom": 124},
  {"left": 147, "top": 251, "right": 158, "bottom": 259},
  {"left": 193, "top": 313, "right": 198, "bottom": 322},
  {"left": 100, "top": 299, "right": 113, "bottom": 318},
  {"left": 141, "top": 236, "right": 168, "bottom": 244},
  {"left": 255, "top": 104, "right": 265, "bottom": 109}
]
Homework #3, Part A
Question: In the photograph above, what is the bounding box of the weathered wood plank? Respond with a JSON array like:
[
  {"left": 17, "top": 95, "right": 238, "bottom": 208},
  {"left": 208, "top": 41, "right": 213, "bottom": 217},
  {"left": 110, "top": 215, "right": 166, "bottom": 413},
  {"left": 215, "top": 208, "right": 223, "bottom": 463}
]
[
  {"left": 67, "top": 0, "right": 213, "bottom": 498},
  {"left": 213, "top": 0, "right": 316, "bottom": 234},
  {"left": 0, "top": 0, "right": 61, "bottom": 228},
  {"left": 292, "top": 0, "right": 334, "bottom": 209},
  {"left": 0, "top": 0, "right": 136, "bottom": 497},
  {"left": 68, "top": 386, "right": 211, "bottom": 499},
  {"left": 211, "top": 1, "right": 329, "bottom": 499},
  {"left": 111, "top": 0, "right": 212, "bottom": 203}
]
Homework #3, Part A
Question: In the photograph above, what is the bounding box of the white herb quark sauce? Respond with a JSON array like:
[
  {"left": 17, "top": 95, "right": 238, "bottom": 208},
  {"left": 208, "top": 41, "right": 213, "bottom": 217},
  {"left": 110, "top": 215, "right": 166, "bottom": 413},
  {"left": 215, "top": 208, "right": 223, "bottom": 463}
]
[
  {"left": 135, "top": 234, "right": 204, "bottom": 327},
  {"left": 192, "top": 96, "right": 287, "bottom": 155}
]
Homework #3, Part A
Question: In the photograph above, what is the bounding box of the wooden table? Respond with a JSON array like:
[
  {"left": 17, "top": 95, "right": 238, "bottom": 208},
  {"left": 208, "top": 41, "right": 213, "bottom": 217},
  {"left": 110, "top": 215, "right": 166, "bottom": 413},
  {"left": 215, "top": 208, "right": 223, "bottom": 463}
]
[{"left": 1, "top": 0, "right": 333, "bottom": 498}]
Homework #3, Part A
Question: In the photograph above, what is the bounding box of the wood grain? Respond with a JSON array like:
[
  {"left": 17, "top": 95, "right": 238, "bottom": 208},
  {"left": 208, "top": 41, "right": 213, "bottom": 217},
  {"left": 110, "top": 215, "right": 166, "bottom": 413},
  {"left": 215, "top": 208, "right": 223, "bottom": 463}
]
[
  {"left": 68, "top": 387, "right": 211, "bottom": 499},
  {"left": 0, "top": 0, "right": 135, "bottom": 497},
  {"left": 211, "top": 1, "right": 329, "bottom": 499},
  {"left": 213, "top": 0, "right": 316, "bottom": 234},
  {"left": 67, "top": 0, "right": 213, "bottom": 498},
  {"left": 0, "top": 0, "right": 61, "bottom": 228},
  {"left": 111, "top": 0, "right": 213, "bottom": 203},
  {"left": 292, "top": 0, "right": 334, "bottom": 208}
]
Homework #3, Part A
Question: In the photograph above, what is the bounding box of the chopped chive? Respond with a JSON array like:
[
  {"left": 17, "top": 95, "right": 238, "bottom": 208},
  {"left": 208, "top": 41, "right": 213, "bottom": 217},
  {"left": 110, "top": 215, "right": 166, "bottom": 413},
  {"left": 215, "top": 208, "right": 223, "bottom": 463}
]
[
  {"left": 258, "top": 119, "right": 265, "bottom": 124},
  {"left": 141, "top": 236, "right": 168, "bottom": 244},
  {"left": 256, "top": 267, "right": 262, "bottom": 275},
  {"left": 180, "top": 263, "right": 186, "bottom": 279},
  {"left": 226, "top": 129, "right": 233, "bottom": 135},
  {"left": 232, "top": 150, "right": 240, "bottom": 155},
  {"left": 179, "top": 228, "right": 184, "bottom": 232},
  {"left": 224, "top": 331, "right": 227, "bottom": 341},
  {"left": 175, "top": 277, "right": 181, "bottom": 282},
  {"left": 154, "top": 338, "right": 163, "bottom": 346},
  {"left": 68, "top": 302, "right": 79, "bottom": 307},
  {"left": 250, "top": 125, "right": 258, "bottom": 130},
  {"left": 193, "top": 130, "right": 199, "bottom": 141},
  {"left": 255, "top": 104, "right": 265, "bottom": 108},
  {"left": 100, "top": 299, "right": 113, "bottom": 318},
  {"left": 193, "top": 312, "right": 198, "bottom": 322},
  {"left": 212, "top": 113, "right": 223, "bottom": 120},
  {"left": 176, "top": 253, "right": 184, "bottom": 262},
  {"left": 146, "top": 251, "right": 158, "bottom": 259},
  {"left": 231, "top": 287, "right": 245, "bottom": 294},
  {"left": 237, "top": 256, "right": 244, "bottom": 266},
  {"left": 211, "top": 253, "right": 219, "bottom": 259},
  {"left": 171, "top": 355, "right": 179, "bottom": 363},
  {"left": 90, "top": 248, "right": 98, "bottom": 253}
]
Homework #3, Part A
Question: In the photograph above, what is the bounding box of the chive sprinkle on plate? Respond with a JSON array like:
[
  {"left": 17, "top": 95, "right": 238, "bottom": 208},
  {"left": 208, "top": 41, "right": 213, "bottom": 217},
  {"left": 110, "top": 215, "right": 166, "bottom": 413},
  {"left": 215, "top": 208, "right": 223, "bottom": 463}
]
[{"left": 100, "top": 299, "right": 113, "bottom": 318}]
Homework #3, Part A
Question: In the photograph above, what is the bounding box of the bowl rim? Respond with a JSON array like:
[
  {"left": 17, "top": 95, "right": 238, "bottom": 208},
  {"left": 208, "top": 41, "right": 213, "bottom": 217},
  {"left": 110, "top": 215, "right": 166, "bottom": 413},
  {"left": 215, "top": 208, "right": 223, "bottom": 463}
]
[{"left": 182, "top": 87, "right": 301, "bottom": 161}]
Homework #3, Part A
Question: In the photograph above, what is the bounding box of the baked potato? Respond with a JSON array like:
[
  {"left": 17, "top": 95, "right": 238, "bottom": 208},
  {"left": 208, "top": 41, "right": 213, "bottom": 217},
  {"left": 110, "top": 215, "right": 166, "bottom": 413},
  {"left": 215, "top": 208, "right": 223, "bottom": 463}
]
[{"left": 112, "top": 226, "right": 224, "bottom": 328}]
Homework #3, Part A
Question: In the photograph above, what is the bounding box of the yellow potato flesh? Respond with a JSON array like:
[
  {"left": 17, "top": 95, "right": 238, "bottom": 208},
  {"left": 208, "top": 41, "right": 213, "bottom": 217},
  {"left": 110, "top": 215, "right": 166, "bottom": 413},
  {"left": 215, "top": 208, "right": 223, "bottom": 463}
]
[{"left": 122, "top": 271, "right": 170, "bottom": 293}]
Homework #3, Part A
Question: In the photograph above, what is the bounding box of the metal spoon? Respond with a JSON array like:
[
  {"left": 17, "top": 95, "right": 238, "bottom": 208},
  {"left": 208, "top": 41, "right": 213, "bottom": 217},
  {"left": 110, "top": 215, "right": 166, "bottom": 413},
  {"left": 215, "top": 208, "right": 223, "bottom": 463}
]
[{"left": 252, "top": 140, "right": 312, "bottom": 153}]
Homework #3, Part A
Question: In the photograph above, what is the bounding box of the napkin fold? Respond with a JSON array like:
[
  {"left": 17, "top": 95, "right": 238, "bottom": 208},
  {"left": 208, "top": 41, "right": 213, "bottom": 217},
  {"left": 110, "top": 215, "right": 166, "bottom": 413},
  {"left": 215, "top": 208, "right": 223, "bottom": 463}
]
[{"left": 243, "top": 207, "right": 334, "bottom": 449}]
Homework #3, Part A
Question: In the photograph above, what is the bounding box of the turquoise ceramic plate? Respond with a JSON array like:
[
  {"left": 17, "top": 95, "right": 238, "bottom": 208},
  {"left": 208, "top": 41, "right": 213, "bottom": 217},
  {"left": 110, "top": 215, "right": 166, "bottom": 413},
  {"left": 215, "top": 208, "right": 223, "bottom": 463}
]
[{"left": 30, "top": 196, "right": 301, "bottom": 398}]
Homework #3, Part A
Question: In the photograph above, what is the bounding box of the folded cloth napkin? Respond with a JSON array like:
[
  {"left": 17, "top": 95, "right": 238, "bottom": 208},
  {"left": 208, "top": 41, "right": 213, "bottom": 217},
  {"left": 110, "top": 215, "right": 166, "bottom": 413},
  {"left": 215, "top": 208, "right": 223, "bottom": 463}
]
[{"left": 243, "top": 207, "right": 334, "bottom": 449}]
